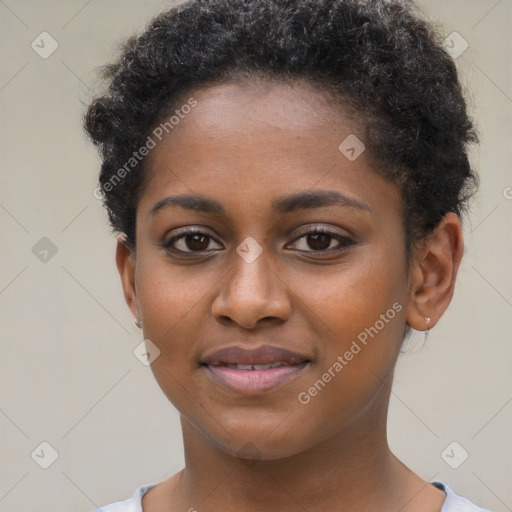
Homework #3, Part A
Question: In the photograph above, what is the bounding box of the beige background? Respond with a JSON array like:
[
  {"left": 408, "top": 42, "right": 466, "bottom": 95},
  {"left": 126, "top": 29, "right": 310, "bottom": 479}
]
[{"left": 0, "top": 1, "right": 511, "bottom": 511}]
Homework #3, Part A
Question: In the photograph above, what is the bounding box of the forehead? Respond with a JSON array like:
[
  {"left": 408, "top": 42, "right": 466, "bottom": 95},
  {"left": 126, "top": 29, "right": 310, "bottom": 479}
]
[
  {"left": 138, "top": 80, "right": 401, "bottom": 220},
  {"left": 157, "top": 79, "right": 359, "bottom": 150}
]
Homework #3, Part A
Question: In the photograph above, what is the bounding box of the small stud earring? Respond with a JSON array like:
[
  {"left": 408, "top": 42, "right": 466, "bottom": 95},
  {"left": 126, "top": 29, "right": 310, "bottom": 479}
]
[
  {"left": 424, "top": 317, "right": 431, "bottom": 342},
  {"left": 134, "top": 318, "right": 142, "bottom": 329}
]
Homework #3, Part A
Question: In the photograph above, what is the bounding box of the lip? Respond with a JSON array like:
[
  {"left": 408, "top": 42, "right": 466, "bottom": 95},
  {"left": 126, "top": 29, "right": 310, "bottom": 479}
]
[
  {"left": 201, "top": 344, "right": 311, "bottom": 366},
  {"left": 205, "top": 363, "right": 310, "bottom": 394},
  {"left": 201, "top": 344, "right": 312, "bottom": 394}
]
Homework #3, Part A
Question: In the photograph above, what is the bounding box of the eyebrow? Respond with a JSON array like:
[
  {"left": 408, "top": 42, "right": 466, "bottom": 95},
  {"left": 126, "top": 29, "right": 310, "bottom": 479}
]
[
  {"left": 148, "top": 190, "right": 371, "bottom": 218},
  {"left": 272, "top": 190, "right": 371, "bottom": 214}
]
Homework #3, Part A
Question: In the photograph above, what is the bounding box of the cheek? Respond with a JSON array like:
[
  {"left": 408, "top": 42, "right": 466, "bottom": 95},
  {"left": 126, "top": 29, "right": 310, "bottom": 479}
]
[
  {"left": 298, "top": 247, "right": 408, "bottom": 343},
  {"left": 135, "top": 261, "right": 209, "bottom": 411},
  {"left": 136, "top": 254, "right": 215, "bottom": 326},
  {"left": 134, "top": 256, "right": 214, "bottom": 378},
  {"left": 292, "top": 246, "right": 408, "bottom": 404}
]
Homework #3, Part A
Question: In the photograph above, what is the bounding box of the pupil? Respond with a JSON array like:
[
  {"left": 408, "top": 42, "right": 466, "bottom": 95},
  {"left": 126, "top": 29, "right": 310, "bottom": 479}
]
[
  {"left": 308, "top": 233, "right": 331, "bottom": 251},
  {"left": 187, "top": 234, "right": 209, "bottom": 250}
]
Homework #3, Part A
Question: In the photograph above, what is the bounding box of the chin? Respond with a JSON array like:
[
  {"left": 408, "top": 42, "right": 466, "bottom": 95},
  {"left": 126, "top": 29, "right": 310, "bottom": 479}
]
[{"left": 199, "top": 415, "right": 319, "bottom": 462}]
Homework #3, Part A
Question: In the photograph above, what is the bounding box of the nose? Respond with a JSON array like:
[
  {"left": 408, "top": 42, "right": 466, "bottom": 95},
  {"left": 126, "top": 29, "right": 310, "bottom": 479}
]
[{"left": 211, "top": 248, "right": 292, "bottom": 329}]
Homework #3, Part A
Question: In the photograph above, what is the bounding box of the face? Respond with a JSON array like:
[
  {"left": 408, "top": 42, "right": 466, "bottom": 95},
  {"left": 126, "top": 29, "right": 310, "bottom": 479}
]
[{"left": 121, "top": 80, "right": 414, "bottom": 459}]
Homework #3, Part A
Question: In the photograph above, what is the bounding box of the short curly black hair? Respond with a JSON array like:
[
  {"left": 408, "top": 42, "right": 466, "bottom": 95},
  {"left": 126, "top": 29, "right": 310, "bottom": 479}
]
[{"left": 84, "top": 0, "right": 478, "bottom": 257}]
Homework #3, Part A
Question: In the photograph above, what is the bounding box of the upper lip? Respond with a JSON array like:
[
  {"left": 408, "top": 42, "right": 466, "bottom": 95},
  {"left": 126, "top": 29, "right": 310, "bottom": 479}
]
[{"left": 201, "top": 344, "right": 311, "bottom": 366}]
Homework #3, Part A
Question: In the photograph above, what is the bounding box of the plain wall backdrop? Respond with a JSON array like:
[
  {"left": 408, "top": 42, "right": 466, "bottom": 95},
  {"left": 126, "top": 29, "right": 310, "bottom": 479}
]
[{"left": 0, "top": 0, "right": 511, "bottom": 511}]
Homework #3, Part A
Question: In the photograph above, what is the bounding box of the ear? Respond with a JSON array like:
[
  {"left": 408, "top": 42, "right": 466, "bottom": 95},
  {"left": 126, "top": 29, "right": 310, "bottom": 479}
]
[
  {"left": 115, "top": 234, "right": 140, "bottom": 321},
  {"left": 405, "top": 213, "right": 464, "bottom": 332}
]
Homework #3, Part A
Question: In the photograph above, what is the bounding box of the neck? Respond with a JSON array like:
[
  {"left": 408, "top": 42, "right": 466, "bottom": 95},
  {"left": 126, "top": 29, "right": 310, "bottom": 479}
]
[{"left": 169, "top": 392, "right": 416, "bottom": 512}]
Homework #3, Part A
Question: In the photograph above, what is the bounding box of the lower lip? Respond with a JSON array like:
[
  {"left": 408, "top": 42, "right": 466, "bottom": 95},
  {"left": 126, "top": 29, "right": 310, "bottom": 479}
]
[{"left": 204, "top": 363, "right": 310, "bottom": 394}]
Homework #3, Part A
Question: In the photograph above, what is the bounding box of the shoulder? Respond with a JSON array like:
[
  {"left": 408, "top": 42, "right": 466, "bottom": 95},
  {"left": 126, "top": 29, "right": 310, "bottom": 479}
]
[
  {"left": 91, "top": 485, "right": 155, "bottom": 512},
  {"left": 433, "top": 482, "right": 492, "bottom": 512}
]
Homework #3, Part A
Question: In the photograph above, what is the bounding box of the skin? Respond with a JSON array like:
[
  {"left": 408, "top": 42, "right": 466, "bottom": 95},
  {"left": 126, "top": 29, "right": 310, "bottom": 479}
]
[{"left": 116, "top": 80, "right": 464, "bottom": 512}]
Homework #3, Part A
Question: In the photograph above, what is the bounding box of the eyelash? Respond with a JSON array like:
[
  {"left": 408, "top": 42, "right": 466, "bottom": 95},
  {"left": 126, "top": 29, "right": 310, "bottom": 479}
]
[{"left": 162, "top": 226, "right": 355, "bottom": 257}]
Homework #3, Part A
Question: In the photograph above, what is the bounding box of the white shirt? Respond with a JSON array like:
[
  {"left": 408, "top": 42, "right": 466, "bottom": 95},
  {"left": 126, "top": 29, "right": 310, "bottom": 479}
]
[{"left": 92, "top": 481, "right": 491, "bottom": 511}]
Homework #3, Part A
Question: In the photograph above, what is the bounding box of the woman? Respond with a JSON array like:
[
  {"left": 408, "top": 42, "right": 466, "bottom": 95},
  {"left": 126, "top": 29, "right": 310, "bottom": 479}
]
[{"left": 84, "top": 0, "right": 489, "bottom": 510}]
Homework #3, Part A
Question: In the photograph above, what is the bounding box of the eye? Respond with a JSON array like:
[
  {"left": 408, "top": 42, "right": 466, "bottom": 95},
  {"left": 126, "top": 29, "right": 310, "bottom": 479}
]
[
  {"left": 287, "top": 227, "right": 354, "bottom": 254},
  {"left": 163, "top": 227, "right": 223, "bottom": 254}
]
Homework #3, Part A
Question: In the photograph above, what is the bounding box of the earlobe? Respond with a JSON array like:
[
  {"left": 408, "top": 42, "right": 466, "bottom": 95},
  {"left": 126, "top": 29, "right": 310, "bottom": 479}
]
[
  {"left": 115, "top": 234, "right": 140, "bottom": 320},
  {"left": 405, "top": 213, "right": 464, "bottom": 333}
]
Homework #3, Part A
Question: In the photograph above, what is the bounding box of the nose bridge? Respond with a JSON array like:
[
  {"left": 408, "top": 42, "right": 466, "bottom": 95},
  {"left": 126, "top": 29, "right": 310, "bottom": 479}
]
[
  {"left": 212, "top": 240, "right": 291, "bottom": 327},
  {"left": 232, "top": 246, "right": 272, "bottom": 296}
]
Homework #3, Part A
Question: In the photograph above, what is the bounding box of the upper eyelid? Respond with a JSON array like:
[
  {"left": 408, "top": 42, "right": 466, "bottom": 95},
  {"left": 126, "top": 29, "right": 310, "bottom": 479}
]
[
  {"left": 165, "top": 225, "right": 352, "bottom": 250},
  {"left": 167, "top": 225, "right": 345, "bottom": 239},
  {"left": 286, "top": 225, "right": 355, "bottom": 247},
  {"left": 165, "top": 227, "right": 222, "bottom": 245},
  {"left": 166, "top": 225, "right": 218, "bottom": 238},
  {"left": 286, "top": 230, "right": 353, "bottom": 252},
  {"left": 290, "top": 225, "right": 347, "bottom": 238}
]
